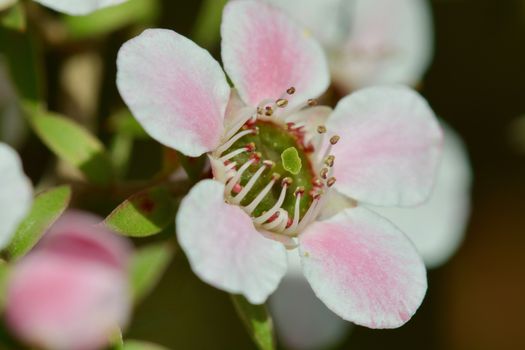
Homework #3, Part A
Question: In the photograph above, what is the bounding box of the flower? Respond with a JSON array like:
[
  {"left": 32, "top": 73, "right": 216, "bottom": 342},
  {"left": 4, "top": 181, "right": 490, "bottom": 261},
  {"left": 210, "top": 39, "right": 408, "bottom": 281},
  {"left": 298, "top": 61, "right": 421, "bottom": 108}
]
[
  {"left": 117, "top": 0, "right": 442, "bottom": 328},
  {"left": 5, "top": 211, "right": 132, "bottom": 350},
  {"left": 259, "top": 0, "right": 434, "bottom": 90},
  {"left": 0, "top": 0, "right": 128, "bottom": 16},
  {"left": 0, "top": 142, "right": 32, "bottom": 250}
]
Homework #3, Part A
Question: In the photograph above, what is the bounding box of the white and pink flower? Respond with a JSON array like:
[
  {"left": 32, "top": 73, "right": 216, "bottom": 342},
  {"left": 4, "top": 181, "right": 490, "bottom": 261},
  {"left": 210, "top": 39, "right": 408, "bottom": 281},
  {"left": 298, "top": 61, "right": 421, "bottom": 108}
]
[
  {"left": 5, "top": 211, "right": 132, "bottom": 350},
  {"left": 0, "top": 0, "right": 128, "bottom": 16},
  {"left": 117, "top": 0, "right": 443, "bottom": 328}
]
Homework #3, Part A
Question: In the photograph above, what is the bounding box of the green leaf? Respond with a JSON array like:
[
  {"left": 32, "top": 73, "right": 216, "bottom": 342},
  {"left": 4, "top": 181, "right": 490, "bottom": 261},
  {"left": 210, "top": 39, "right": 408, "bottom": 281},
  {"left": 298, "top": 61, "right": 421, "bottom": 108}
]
[
  {"left": 64, "top": 0, "right": 160, "bottom": 40},
  {"left": 130, "top": 242, "right": 173, "bottom": 304},
  {"left": 0, "top": 28, "right": 44, "bottom": 104},
  {"left": 26, "top": 105, "right": 113, "bottom": 186},
  {"left": 281, "top": 147, "right": 302, "bottom": 175},
  {"left": 123, "top": 340, "right": 170, "bottom": 350},
  {"left": 231, "top": 295, "right": 275, "bottom": 350},
  {"left": 0, "top": 3, "right": 26, "bottom": 32},
  {"left": 105, "top": 186, "right": 175, "bottom": 237},
  {"left": 6, "top": 186, "right": 71, "bottom": 260}
]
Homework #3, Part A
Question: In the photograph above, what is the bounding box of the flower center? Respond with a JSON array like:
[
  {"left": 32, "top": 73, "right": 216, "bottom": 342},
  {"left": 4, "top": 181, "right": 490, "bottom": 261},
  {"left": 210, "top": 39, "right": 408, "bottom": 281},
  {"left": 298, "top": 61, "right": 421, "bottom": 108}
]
[{"left": 210, "top": 88, "right": 339, "bottom": 237}]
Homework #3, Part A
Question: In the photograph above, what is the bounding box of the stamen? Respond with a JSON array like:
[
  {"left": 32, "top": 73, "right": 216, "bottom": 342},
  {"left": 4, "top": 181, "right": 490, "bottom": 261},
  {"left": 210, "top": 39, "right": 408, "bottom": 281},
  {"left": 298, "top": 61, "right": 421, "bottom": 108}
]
[
  {"left": 276, "top": 99, "right": 288, "bottom": 108},
  {"left": 324, "top": 155, "right": 335, "bottom": 167},
  {"left": 244, "top": 173, "right": 280, "bottom": 214},
  {"left": 263, "top": 209, "right": 288, "bottom": 230},
  {"left": 253, "top": 182, "right": 289, "bottom": 224},
  {"left": 330, "top": 135, "right": 340, "bottom": 145},
  {"left": 287, "top": 86, "right": 296, "bottom": 95},
  {"left": 265, "top": 106, "right": 274, "bottom": 116},
  {"left": 225, "top": 159, "right": 255, "bottom": 194},
  {"left": 317, "top": 125, "right": 327, "bottom": 134},
  {"left": 320, "top": 167, "right": 329, "bottom": 180},
  {"left": 231, "top": 164, "right": 267, "bottom": 204},
  {"left": 220, "top": 147, "right": 250, "bottom": 162},
  {"left": 216, "top": 129, "right": 255, "bottom": 155},
  {"left": 224, "top": 107, "right": 256, "bottom": 140},
  {"left": 327, "top": 177, "right": 336, "bottom": 187},
  {"left": 307, "top": 99, "right": 318, "bottom": 106},
  {"left": 296, "top": 197, "right": 321, "bottom": 232},
  {"left": 283, "top": 192, "right": 302, "bottom": 235}
]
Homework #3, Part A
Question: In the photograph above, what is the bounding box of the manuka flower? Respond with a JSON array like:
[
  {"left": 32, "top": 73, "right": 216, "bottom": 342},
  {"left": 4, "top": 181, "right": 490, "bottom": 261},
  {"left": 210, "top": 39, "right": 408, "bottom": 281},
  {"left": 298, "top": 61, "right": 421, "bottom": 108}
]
[
  {"left": 117, "top": 0, "right": 442, "bottom": 328},
  {"left": 5, "top": 211, "right": 132, "bottom": 350},
  {"left": 0, "top": 0, "right": 128, "bottom": 16},
  {"left": 0, "top": 142, "right": 32, "bottom": 250}
]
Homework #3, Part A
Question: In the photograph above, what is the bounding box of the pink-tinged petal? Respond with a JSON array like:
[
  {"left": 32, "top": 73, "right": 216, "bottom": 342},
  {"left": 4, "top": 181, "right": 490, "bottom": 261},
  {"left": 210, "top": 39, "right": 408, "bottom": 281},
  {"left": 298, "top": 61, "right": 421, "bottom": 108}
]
[
  {"left": 176, "top": 179, "right": 287, "bottom": 304},
  {"left": 259, "top": 0, "right": 346, "bottom": 48},
  {"left": 0, "top": 143, "right": 32, "bottom": 250},
  {"left": 221, "top": 0, "right": 330, "bottom": 109},
  {"left": 299, "top": 206, "right": 427, "bottom": 328},
  {"left": 34, "top": 0, "right": 127, "bottom": 16},
  {"left": 370, "top": 125, "right": 472, "bottom": 268},
  {"left": 270, "top": 250, "right": 351, "bottom": 350},
  {"left": 5, "top": 211, "right": 131, "bottom": 350},
  {"left": 331, "top": 0, "right": 433, "bottom": 90},
  {"left": 328, "top": 86, "right": 442, "bottom": 206},
  {"left": 117, "top": 29, "right": 230, "bottom": 157}
]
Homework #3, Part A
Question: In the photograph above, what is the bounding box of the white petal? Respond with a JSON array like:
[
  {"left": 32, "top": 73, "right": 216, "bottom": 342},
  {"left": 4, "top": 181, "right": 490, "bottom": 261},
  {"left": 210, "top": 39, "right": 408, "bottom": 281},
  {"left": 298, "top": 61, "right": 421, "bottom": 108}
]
[
  {"left": 34, "top": 0, "right": 127, "bottom": 16},
  {"left": 370, "top": 125, "right": 472, "bottom": 268},
  {"left": 117, "top": 29, "right": 230, "bottom": 157},
  {"left": 328, "top": 86, "right": 442, "bottom": 206},
  {"left": 176, "top": 180, "right": 287, "bottom": 304},
  {"left": 299, "top": 206, "right": 427, "bottom": 328},
  {"left": 0, "top": 143, "right": 32, "bottom": 250}
]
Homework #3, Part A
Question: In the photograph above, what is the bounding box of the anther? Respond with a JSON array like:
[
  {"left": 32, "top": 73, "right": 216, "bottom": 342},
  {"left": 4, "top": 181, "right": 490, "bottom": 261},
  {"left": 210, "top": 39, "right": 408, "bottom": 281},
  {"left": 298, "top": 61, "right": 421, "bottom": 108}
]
[
  {"left": 249, "top": 152, "right": 262, "bottom": 162},
  {"left": 257, "top": 106, "right": 264, "bottom": 115},
  {"left": 271, "top": 173, "right": 281, "bottom": 180},
  {"left": 265, "top": 106, "right": 274, "bottom": 116},
  {"left": 276, "top": 99, "right": 288, "bottom": 108},
  {"left": 312, "top": 178, "right": 323, "bottom": 187},
  {"left": 320, "top": 168, "right": 329, "bottom": 180},
  {"left": 282, "top": 177, "right": 293, "bottom": 186},
  {"left": 294, "top": 186, "right": 305, "bottom": 196},
  {"left": 263, "top": 160, "right": 275, "bottom": 168},
  {"left": 327, "top": 177, "right": 336, "bottom": 187},
  {"left": 307, "top": 99, "right": 318, "bottom": 106},
  {"left": 317, "top": 125, "right": 327, "bottom": 134},
  {"left": 287, "top": 86, "right": 296, "bottom": 95},
  {"left": 330, "top": 135, "right": 340, "bottom": 145},
  {"left": 324, "top": 155, "right": 335, "bottom": 167},
  {"left": 245, "top": 142, "right": 256, "bottom": 152}
]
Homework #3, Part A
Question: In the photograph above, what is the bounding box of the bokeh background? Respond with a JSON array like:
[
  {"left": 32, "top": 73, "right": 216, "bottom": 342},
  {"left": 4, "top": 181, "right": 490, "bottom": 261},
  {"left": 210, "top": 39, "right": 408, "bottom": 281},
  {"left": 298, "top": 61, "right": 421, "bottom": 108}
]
[{"left": 2, "top": 0, "right": 525, "bottom": 349}]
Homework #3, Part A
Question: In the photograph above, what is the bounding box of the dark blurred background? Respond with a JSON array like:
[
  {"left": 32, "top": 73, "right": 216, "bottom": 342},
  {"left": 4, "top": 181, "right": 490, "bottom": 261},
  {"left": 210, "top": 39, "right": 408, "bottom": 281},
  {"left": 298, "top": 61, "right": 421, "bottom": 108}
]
[{"left": 5, "top": 0, "right": 525, "bottom": 349}]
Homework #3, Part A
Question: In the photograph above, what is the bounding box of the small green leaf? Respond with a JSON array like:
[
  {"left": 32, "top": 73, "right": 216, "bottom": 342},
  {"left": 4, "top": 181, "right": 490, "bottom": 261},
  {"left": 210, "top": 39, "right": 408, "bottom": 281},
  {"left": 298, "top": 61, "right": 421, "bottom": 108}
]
[
  {"left": 105, "top": 186, "right": 175, "bottom": 237},
  {"left": 231, "top": 295, "right": 275, "bottom": 350},
  {"left": 26, "top": 105, "right": 113, "bottom": 186},
  {"left": 64, "top": 0, "right": 160, "bottom": 40},
  {"left": 123, "top": 340, "right": 170, "bottom": 350},
  {"left": 6, "top": 186, "right": 71, "bottom": 260},
  {"left": 0, "top": 3, "right": 26, "bottom": 32},
  {"left": 281, "top": 147, "right": 302, "bottom": 175},
  {"left": 130, "top": 242, "right": 173, "bottom": 304},
  {"left": 0, "top": 29, "right": 44, "bottom": 104}
]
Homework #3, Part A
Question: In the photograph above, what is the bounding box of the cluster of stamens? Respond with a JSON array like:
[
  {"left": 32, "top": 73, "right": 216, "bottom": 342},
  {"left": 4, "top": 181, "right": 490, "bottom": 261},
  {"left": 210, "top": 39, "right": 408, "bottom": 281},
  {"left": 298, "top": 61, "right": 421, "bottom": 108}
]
[{"left": 212, "top": 87, "right": 340, "bottom": 238}]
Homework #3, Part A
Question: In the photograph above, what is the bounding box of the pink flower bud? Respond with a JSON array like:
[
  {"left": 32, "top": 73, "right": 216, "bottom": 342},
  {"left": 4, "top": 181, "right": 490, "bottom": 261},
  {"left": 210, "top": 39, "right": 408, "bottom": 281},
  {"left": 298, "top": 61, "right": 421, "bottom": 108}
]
[{"left": 5, "top": 211, "right": 132, "bottom": 350}]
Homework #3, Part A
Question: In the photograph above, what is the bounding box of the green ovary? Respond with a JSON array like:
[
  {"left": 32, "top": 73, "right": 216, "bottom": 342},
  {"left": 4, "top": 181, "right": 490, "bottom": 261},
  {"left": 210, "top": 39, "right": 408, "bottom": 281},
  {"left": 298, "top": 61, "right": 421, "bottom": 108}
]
[{"left": 225, "top": 121, "right": 314, "bottom": 219}]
